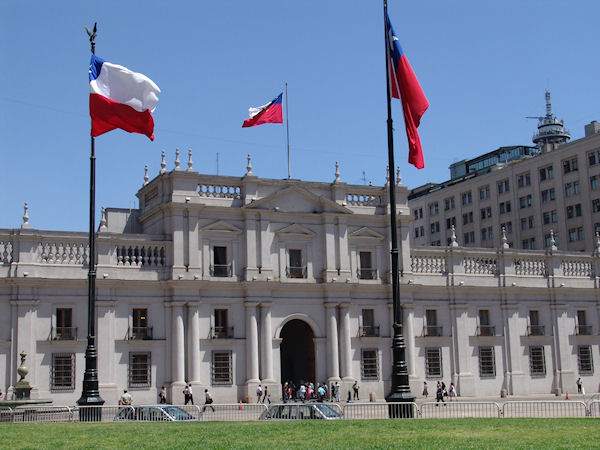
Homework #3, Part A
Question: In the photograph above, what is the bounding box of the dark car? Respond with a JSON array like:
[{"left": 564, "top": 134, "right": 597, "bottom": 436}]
[
  {"left": 259, "top": 403, "right": 341, "bottom": 420},
  {"left": 114, "top": 405, "right": 197, "bottom": 422}
]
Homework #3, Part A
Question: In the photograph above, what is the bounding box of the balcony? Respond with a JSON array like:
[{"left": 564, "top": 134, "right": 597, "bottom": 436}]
[
  {"left": 210, "top": 264, "right": 232, "bottom": 277},
  {"left": 286, "top": 266, "right": 307, "bottom": 279},
  {"left": 52, "top": 327, "right": 77, "bottom": 340},
  {"left": 210, "top": 326, "right": 234, "bottom": 339},
  {"left": 423, "top": 325, "right": 443, "bottom": 337},
  {"left": 358, "top": 268, "right": 378, "bottom": 280},
  {"left": 359, "top": 325, "right": 380, "bottom": 337},
  {"left": 576, "top": 325, "right": 593, "bottom": 335},
  {"left": 127, "top": 326, "right": 153, "bottom": 340},
  {"left": 527, "top": 325, "right": 545, "bottom": 336},
  {"left": 476, "top": 325, "right": 496, "bottom": 337}
]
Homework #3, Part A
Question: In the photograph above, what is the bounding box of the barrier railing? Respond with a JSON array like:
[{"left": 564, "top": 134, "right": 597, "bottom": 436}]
[
  {"left": 0, "top": 407, "right": 13, "bottom": 423},
  {"left": 343, "top": 402, "right": 418, "bottom": 419},
  {"left": 502, "top": 401, "right": 587, "bottom": 418},
  {"left": 196, "top": 403, "right": 267, "bottom": 421},
  {"left": 12, "top": 406, "right": 74, "bottom": 423},
  {"left": 588, "top": 400, "right": 600, "bottom": 417},
  {"left": 420, "top": 401, "right": 501, "bottom": 419}
]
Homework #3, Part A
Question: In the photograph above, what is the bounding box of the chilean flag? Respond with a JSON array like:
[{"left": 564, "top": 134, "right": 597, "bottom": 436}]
[
  {"left": 242, "top": 93, "right": 283, "bottom": 128},
  {"left": 89, "top": 55, "right": 160, "bottom": 141},
  {"left": 386, "top": 14, "right": 429, "bottom": 169}
]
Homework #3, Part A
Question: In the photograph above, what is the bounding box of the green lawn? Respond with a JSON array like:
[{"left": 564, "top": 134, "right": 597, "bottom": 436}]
[{"left": 0, "top": 418, "right": 599, "bottom": 449}]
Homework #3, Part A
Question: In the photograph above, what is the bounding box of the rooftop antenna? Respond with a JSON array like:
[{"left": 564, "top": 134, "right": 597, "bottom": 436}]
[
  {"left": 361, "top": 170, "right": 367, "bottom": 185},
  {"left": 216, "top": 152, "right": 219, "bottom": 175}
]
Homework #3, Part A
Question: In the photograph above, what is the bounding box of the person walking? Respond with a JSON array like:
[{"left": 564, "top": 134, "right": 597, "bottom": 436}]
[
  {"left": 262, "top": 385, "right": 271, "bottom": 404},
  {"left": 436, "top": 382, "right": 445, "bottom": 405},
  {"left": 352, "top": 381, "right": 360, "bottom": 400},
  {"left": 422, "top": 381, "right": 429, "bottom": 398},
  {"left": 256, "top": 384, "right": 263, "bottom": 403},
  {"left": 448, "top": 382, "right": 457, "bottom": 401},
  {"left": 159, "top": 386, "right": 167, "bottom": 404},
  {"left": 576, "top": 377, "right": 583, "bottom": 394},
  {"left": 202, "top": 389, "right": 215, "bottom": 412},
  {"left": 184, "top": 384, "right": 194, "bottom": 405},
  {"left": 118, "top": 389, "right": 132, "bottom": 405},
  {"left": 335, "top": 382, "right": 340, "bottom": 402}
]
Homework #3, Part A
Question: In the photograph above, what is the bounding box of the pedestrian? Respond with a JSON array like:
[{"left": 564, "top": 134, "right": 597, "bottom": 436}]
[
  {"left": 202, "top": 389, "right": 215, "bottom": 412},
  {"left": 436, "top": 382, "right": 445, "bottom": 404},
  {"left": 262, "top": 385, "right": 271, "bottom": 404},
  {"left": 317, "top": 384, "right": 325, "bottom": 402},
  {"left": 441, "top": 382, "right": 447, "bottom": 398},
  {"left": 330, "top": 382, "right": 335, "bottom": 401},
  {"left": 299, "top": 384, "right": 306, "bottom": 401},
  {"left": 352, "top": 381, "right": 360, "bottom": 400},
  {"left": 449, "top": 382, "right": 457, "bottom": 401},
  {"left": 576, "top": 377, "right": 583, "bottom": 394},
  {"left": 256, "top": 384, "right": 263, "bottom": 403},
  {"left": 184, "top": 383, "right": 194, "bottom": 405},
  {"left": 282, "top": 382, "right": 288, "bottom": 403},
  {"left": 118, "top": 388, "right": 132, "bottom": 405},
  {"left": 335, "top": 382, "right": 340, "bottom": 402},
  {"left": 159, "top": 386, "right": 167, "bottom": 404},
  {"left": 422, "top": 381, "right": 429, "bottom": 398}
]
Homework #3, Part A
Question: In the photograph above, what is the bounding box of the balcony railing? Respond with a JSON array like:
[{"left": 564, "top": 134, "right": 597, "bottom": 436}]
[
  {"left": 210, "top": 264, "right": 232, "bottom": 277},
  {"left": 423, "top": 325, "right": 443, "bottom": 337},
  {"left": 127, "top": 326, "right": 153, "bottom": 340},
  {"left": 210, "top": 326, "right": 234, "bottom": 339},
  {"left": 476, "top": 325, "right": 496, "bottom": 336},
  {"left": 358, "top": 268, "right": 378, "bottom": 280},
  {"left": 359, "top": 325, "right": 380, "bottom": 337},
  {"left": 286, "top": 266, "right": 307, "bottom": 279},
  {"left": 52, "top": 326, "right": 77, "bottom": 340},
  {"left": 576, "top": 325, "right": 593, "bottom": 335},
  {"left": 527, "top": 325, "right": 545, "bottom": 336}
]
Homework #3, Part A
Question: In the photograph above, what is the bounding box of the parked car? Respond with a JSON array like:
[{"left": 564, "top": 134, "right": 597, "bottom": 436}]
[
  {"left": 114, "top": 405, "right": 197, "bottom": 422},
  {"left": 259, "top": 403, "right": 341, "bottom": 420}
]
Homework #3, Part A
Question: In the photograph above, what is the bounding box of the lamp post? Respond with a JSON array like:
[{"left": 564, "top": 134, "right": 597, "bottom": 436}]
[{"left": 77, "top": 22, "right": 105, "bottom": 418}]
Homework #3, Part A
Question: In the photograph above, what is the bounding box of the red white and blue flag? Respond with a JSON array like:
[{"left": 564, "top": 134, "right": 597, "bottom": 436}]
[
  {"left": 242, "top": 93, "right": 283, "bottom": 128},
  {"left": 386, "top": 14, "right": 429, "bottom": 169},
  {"left": 89, "top": 55, "right": 160, "bottom": 141}
]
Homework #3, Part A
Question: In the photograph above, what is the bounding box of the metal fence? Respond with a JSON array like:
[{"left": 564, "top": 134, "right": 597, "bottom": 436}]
[
  {"left": 343, "top": 402, "right": 418, "bottom": 419},
  {"left": 502, "top": 401, "right": 587, "bottom": 418},
  {"left": 587, "top": 400, "right": 600, "bottom": 418},
  {"left": 196, "top": 403, "right": 267, "bottom": 422},
  {"left": 420, "top": 401, "right": 500, "bottom": 419}
]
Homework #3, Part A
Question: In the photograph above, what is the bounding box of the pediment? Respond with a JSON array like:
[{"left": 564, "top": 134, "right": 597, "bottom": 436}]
[
  {"left": 349, "top": 227, "right": 385, "bottom": 241},
  {"left": 199, "top": 220, "right": 242, "bottom": 235},
  {"left": 275, "top": 223, "right": 316, "bottom": 239},
  {"left": 244, "top": 185, "right": 352, "bottom": 214}
]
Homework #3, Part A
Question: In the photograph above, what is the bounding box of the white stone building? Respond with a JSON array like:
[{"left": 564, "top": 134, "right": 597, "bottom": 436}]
[{"left": 0, "top": 153, "right": 598, "bottom": 405}]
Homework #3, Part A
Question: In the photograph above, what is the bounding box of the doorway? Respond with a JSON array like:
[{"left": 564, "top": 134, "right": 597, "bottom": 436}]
[{"left": 279, "top": 319, "right": 315, "bottom": 385}]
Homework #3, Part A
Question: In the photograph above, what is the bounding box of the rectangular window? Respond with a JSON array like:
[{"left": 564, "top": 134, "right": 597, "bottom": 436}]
[
  {"left": 551, "top": 210, "right": 558, "bottom": 223},
  {"left": 563, "top": 157, "right": 578, "bottom": 174},
  {"left": 594, "top": 199, "right": 600, "bottom": 213},
  {"left": 430, "top": 222, "right": 440, "bottom": 234},
  {"left": 213, "top": 246, "right": 230, "bottom": 277},
  {"left": 361, "top": 349, "right": 379, "bottom": 380},
  {"left": 529, "top": 346, "right": 546, "bottom": 376},
  {"left": 425, "top": 309, "right": 441, "bottom": 336},
  {"left": 132, "top": 308, "right": 150, "bottom": 340},
  {"left": 444, "top": 197, "right": 455, "bottom": 210},
  {"left": 539, "top": 166, "right": 554, "bottom": 181},
  {"left": 497, "top": 179, "right": 510, "bottom": 194},
  {"left": 578, "top": 227, "right": 584, "bottom": 241},
  {"left": 589, "top": 151, "right": 597, "bottom": 166},
  {"left": 214, "top": 309, "right": 229, "bottom": 338},
  {"left": 578, "top": 346, "right": 593, "bottom": 374},
  {"left": 129, "top": 352, "right": 151, "bottom": 387},
  {"left": 445, "top": 217, "right": 456, "bottom": 230},
  {"left": 479, "top": 346, "right": 496, "bottom": 377},
  {"left": 479, "top": 185, "right": 490, "bottom": 200},
  {"left": 591, "top": 176, "right": 599, "bottom": 191},
  {"left": 565, "top": 183, "right": 573, "bottom": 197},
  {"left": 51, "top": 353, "right": 75, "bottom": 391},
  {"left": 543, "top": 212, "right": 550, "bottom": 225},
  {"left": 288, "top": 249, "right": 304, "bottom": 278},
  {"left": 359, "top": 251, "right": 375, "bottom": 279},
  {"left": 577, "top": 310, "right": 591, "bottom": 335},
  {"left": 462, "top": 191, "right": 472, "bottom": 205},
  {"left": 569, "top": 228, "right": 576, "bottom": 242},
  {"left": 361, "top": 309, "right": 377, "bottom": 336},
  {"left": 55, "top": 308, "right": 73, "bottom": 340},
  {"left": 212, "top": 351, "right": 232, "bottom": 385},
  {"left": 429, "top": 202, "right": 439, "bottom": 216},
  {"left": 501, "top": 222, "right": 512, "bottom": 234},
  {"left": 425, "top": 348, "right": 442, "bottom": 378}
]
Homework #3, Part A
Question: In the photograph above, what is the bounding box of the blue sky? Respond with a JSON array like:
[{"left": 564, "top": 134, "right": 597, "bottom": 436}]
[{"left": 1, "top": 0, "right": 599, "bottom": 231}]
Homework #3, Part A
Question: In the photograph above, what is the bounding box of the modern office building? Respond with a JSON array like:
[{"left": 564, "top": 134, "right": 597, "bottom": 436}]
[{"left": 409, "top": 92, "right": 600, "bottom": 252}]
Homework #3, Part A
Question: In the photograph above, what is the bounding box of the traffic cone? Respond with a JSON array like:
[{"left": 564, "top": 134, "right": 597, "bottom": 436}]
[
  {"left": 565, "top": 392, "right": 569, "bottom": 400},
  {"left": 239, "top": 400, "right": 243, "bottom": 410}
]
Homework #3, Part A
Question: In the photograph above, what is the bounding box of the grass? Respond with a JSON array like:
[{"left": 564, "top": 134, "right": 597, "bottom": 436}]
[{"left": 0, "top": 418, "right": 599, "bottom": 449}]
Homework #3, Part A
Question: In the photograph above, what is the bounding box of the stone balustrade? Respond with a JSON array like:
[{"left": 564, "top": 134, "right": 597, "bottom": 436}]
[
  {"left": 37, "top": 241, "right": 89, "bottom": 265},
  {"left": 116, "top": 244, "right": 166, "bottom": 267},
  {"left": 0, "top": 240, "right": 13, "bottom": 264}
]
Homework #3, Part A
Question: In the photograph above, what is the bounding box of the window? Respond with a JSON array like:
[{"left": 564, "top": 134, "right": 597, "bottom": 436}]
[
  {"left": 569, "top": 228, "right": 576, "bottom": 242},
  {"left": 521, "top": 218, "right": 527, "bottom": 231},
  {"left": 288, "top": 249, "right": 305, "bottom": 278},
  {"left": 463, "top": 231, "right": 475, "bottom": 244},
  {"left": 361, "top": 349, "right": 379, "bottom": 380},
  {"left": 499, "top": 201, "right": 511, "bottom": 214},
  {"left": 55, "top": 308, "right": 73, "bottom": 340},
  {"left": 212, "top": 246, "right": 230, "bottom": 277},
  {"left": 567, "top": 204, "right": 582, "bottom": 218},
  {"left": 429, "top": 202, "right": 439, "bottom": 216},
  {"left": 529, "top": 310, "right": 543, "bottom": 335},
  {"left": 591, "top": 176, "right": 599, "bottom": 191},
  {"left": 481, "top": 226, "right": 493, "bottom": 241},
  {"left": 529, "top": 346, "right": 546, "bottom": 376},
  {"left": 214, "top": 309, "right": 230, "bottom": 338},
  {"left": 52, "top": 353, "right": 75, "bottom": 391},
  {"left": 497, "top": 179, "right": 510, "bottom": 194},
  {"left": 578, "top": 346, "right": 593, "bottom": 374},
  {"left": 461, "top": 191, "right": 472, "bottom": 205},
  {"left": 594, "top": 199, "right": 600, "bottom": 213},
  {"left": 479, "top": 347, "right": 496, "bottom": 377},
  {"left": 551, "top": 210, "right": 558, "bottom": 223},
  {"left": 462, "top": 212, "right": 473, "bottom": 225},
  {"left": 425, "top": 309, "right": 441, "bottom": 336},
  {"left": 519, "top": 195, "right": 532, "bottom": 209},
  {"left": 589, "top": 151, "right": 597, "bottom": 166},
  {"left": 541, "top": 188, "right": 556, "bottom": 203},
  {"left": 414, "top": 208, "right": 423, "bottom": 220},
  {"left": 479, "top": 185, "right": 490, "bottom": 200},
  {"left": 131, "top": 308, "right": 151, "bottom": 340},
  {"left": 478, "top": 310, "right": 493, "bottom": 336},
  {"left": 212, "top": 351, "right": 232, "bottom": 385},
  {"left": 444, "top": 197, "right": 455, "bottom": 210},
  {"left": 545, "top": 233, "right": 559, "bottom": 248},
  {"left": 518, "top": 173, "right": 531, "bottom": 188},
  {"left": 577, "top": 310, "right": 591, "bottom": 335},
  {"left": 129, "top": 352, "right": 151, "bottom": 387},
  {"left": 522, "top": 238, "right": 536, "bottom": 250},
  {"left": 563, "top": 157, "right": 578, "bottom": 174},
  {"left": 578, "top": 227, "right": 584, "bottom": 241},
  {"left": 543, "top": 212, "right": 550, "bottom": 225},
  {"left": 430, "top": 222, "right": 440, "bottom": 234},
  {"left": 539, "top": 166, "right": 554, "bottom": 181},
  {"left": 480, "top": 207, "right": 492, "bottom": 219},
  {"left": 361, "top": 309, "right": 377, "bottom": 336},
  {"left": 445, "top": 217, "right": 456, "bottom": 230},
  {"left": 359, "top": 251, "right": 376, "bottom": 280},
  {"left": 425, "top": 348, "right": 442, "bottom": 378},
  {"left": 501, "top": 221, "right": 512, "bottom": 234}
]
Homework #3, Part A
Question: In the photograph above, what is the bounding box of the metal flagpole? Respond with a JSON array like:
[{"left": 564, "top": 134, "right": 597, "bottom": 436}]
[
  {"left": 78, "top": 22, "right": 105, "bottom": 419},
  {"left": 285, "top": 83, "right": 290, "bottom": 179},
  {"left": 383, "top": 0, "right": 415, "bottom": 416}
]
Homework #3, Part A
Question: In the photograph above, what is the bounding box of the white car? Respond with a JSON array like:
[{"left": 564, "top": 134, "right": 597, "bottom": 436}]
[
  {"left": 114, "top": 405, "right": 197, "bottom": 422},
  {"left": 259, "top": 403, "right": 342, "bottom": 420}
]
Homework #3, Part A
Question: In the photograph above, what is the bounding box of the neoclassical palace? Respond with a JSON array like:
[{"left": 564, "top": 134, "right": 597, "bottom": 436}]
[{"left": 0, "top": 154, "right": 598, "bottom": 405}]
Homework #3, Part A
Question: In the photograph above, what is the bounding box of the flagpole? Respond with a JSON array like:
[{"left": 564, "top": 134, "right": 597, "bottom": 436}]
[
  {"left": 285, "top": 83, "right": 290, "bottom": 179},
  {"left": 78, "top": 22, "right": 105, "bottom": 417},
  {"left": 383, "top": 0, "right": 414, "bottom": 415}
]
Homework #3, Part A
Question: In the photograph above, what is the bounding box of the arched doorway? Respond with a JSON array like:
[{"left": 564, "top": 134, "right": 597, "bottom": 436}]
[{"left": 280, "top": 319, "right": 315, "bottom": 385}]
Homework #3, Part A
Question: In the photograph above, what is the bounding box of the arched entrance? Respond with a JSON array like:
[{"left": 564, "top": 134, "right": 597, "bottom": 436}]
[{"left": 280, "top": 319, "right": 315, "bottom": 385}]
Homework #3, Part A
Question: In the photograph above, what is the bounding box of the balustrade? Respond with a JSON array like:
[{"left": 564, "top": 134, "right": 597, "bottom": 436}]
[
  {"left": 561, "top": 259, "right": 594, "bottom": 277},
  {"left": 38, "top": 242, "right": 89, "bottom": 265},
  {"left": 464, "top": 256, "right": 497, "bottom": 274},
  {"left": 198, "top": 184, "right": 241, "bottom": 199},
  {"left": 0, "top": 241, "right": 13, "bottom": 264},
  {"left": 410, "top": 253, "right": 447, "bottom": 274},
  {"left": 116, "top": 245, "right": 166, "bottom": 267},
  {"left": 345, "top": 193, "right": 383, "bottom": 206}
]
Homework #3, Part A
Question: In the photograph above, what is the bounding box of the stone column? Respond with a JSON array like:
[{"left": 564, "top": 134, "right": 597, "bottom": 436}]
[
  {"left": 325, "top": 303, "right": 340, "bottom": 382},
  {"left": 170, "top": 303, "right": 186, "bottom": 401},
  {"left": 403, "top": 304, "right": 416, "bottom": 377},
  {"left": 339, "top": 303, "right": 353, "bottom": 380},
  {"left": 260, "top": 303, "right": 275, "bottom": 382},
  {"left": 187, "top": 303, "right": 201, "bottom": 384},
  {"left": 245, "top": 303, "right": 260, "bottom": 383}
]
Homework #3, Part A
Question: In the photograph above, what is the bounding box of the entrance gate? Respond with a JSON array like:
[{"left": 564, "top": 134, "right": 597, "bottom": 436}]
[{"left": 279, "top": 319, "right": 315, "bottom": 386}]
